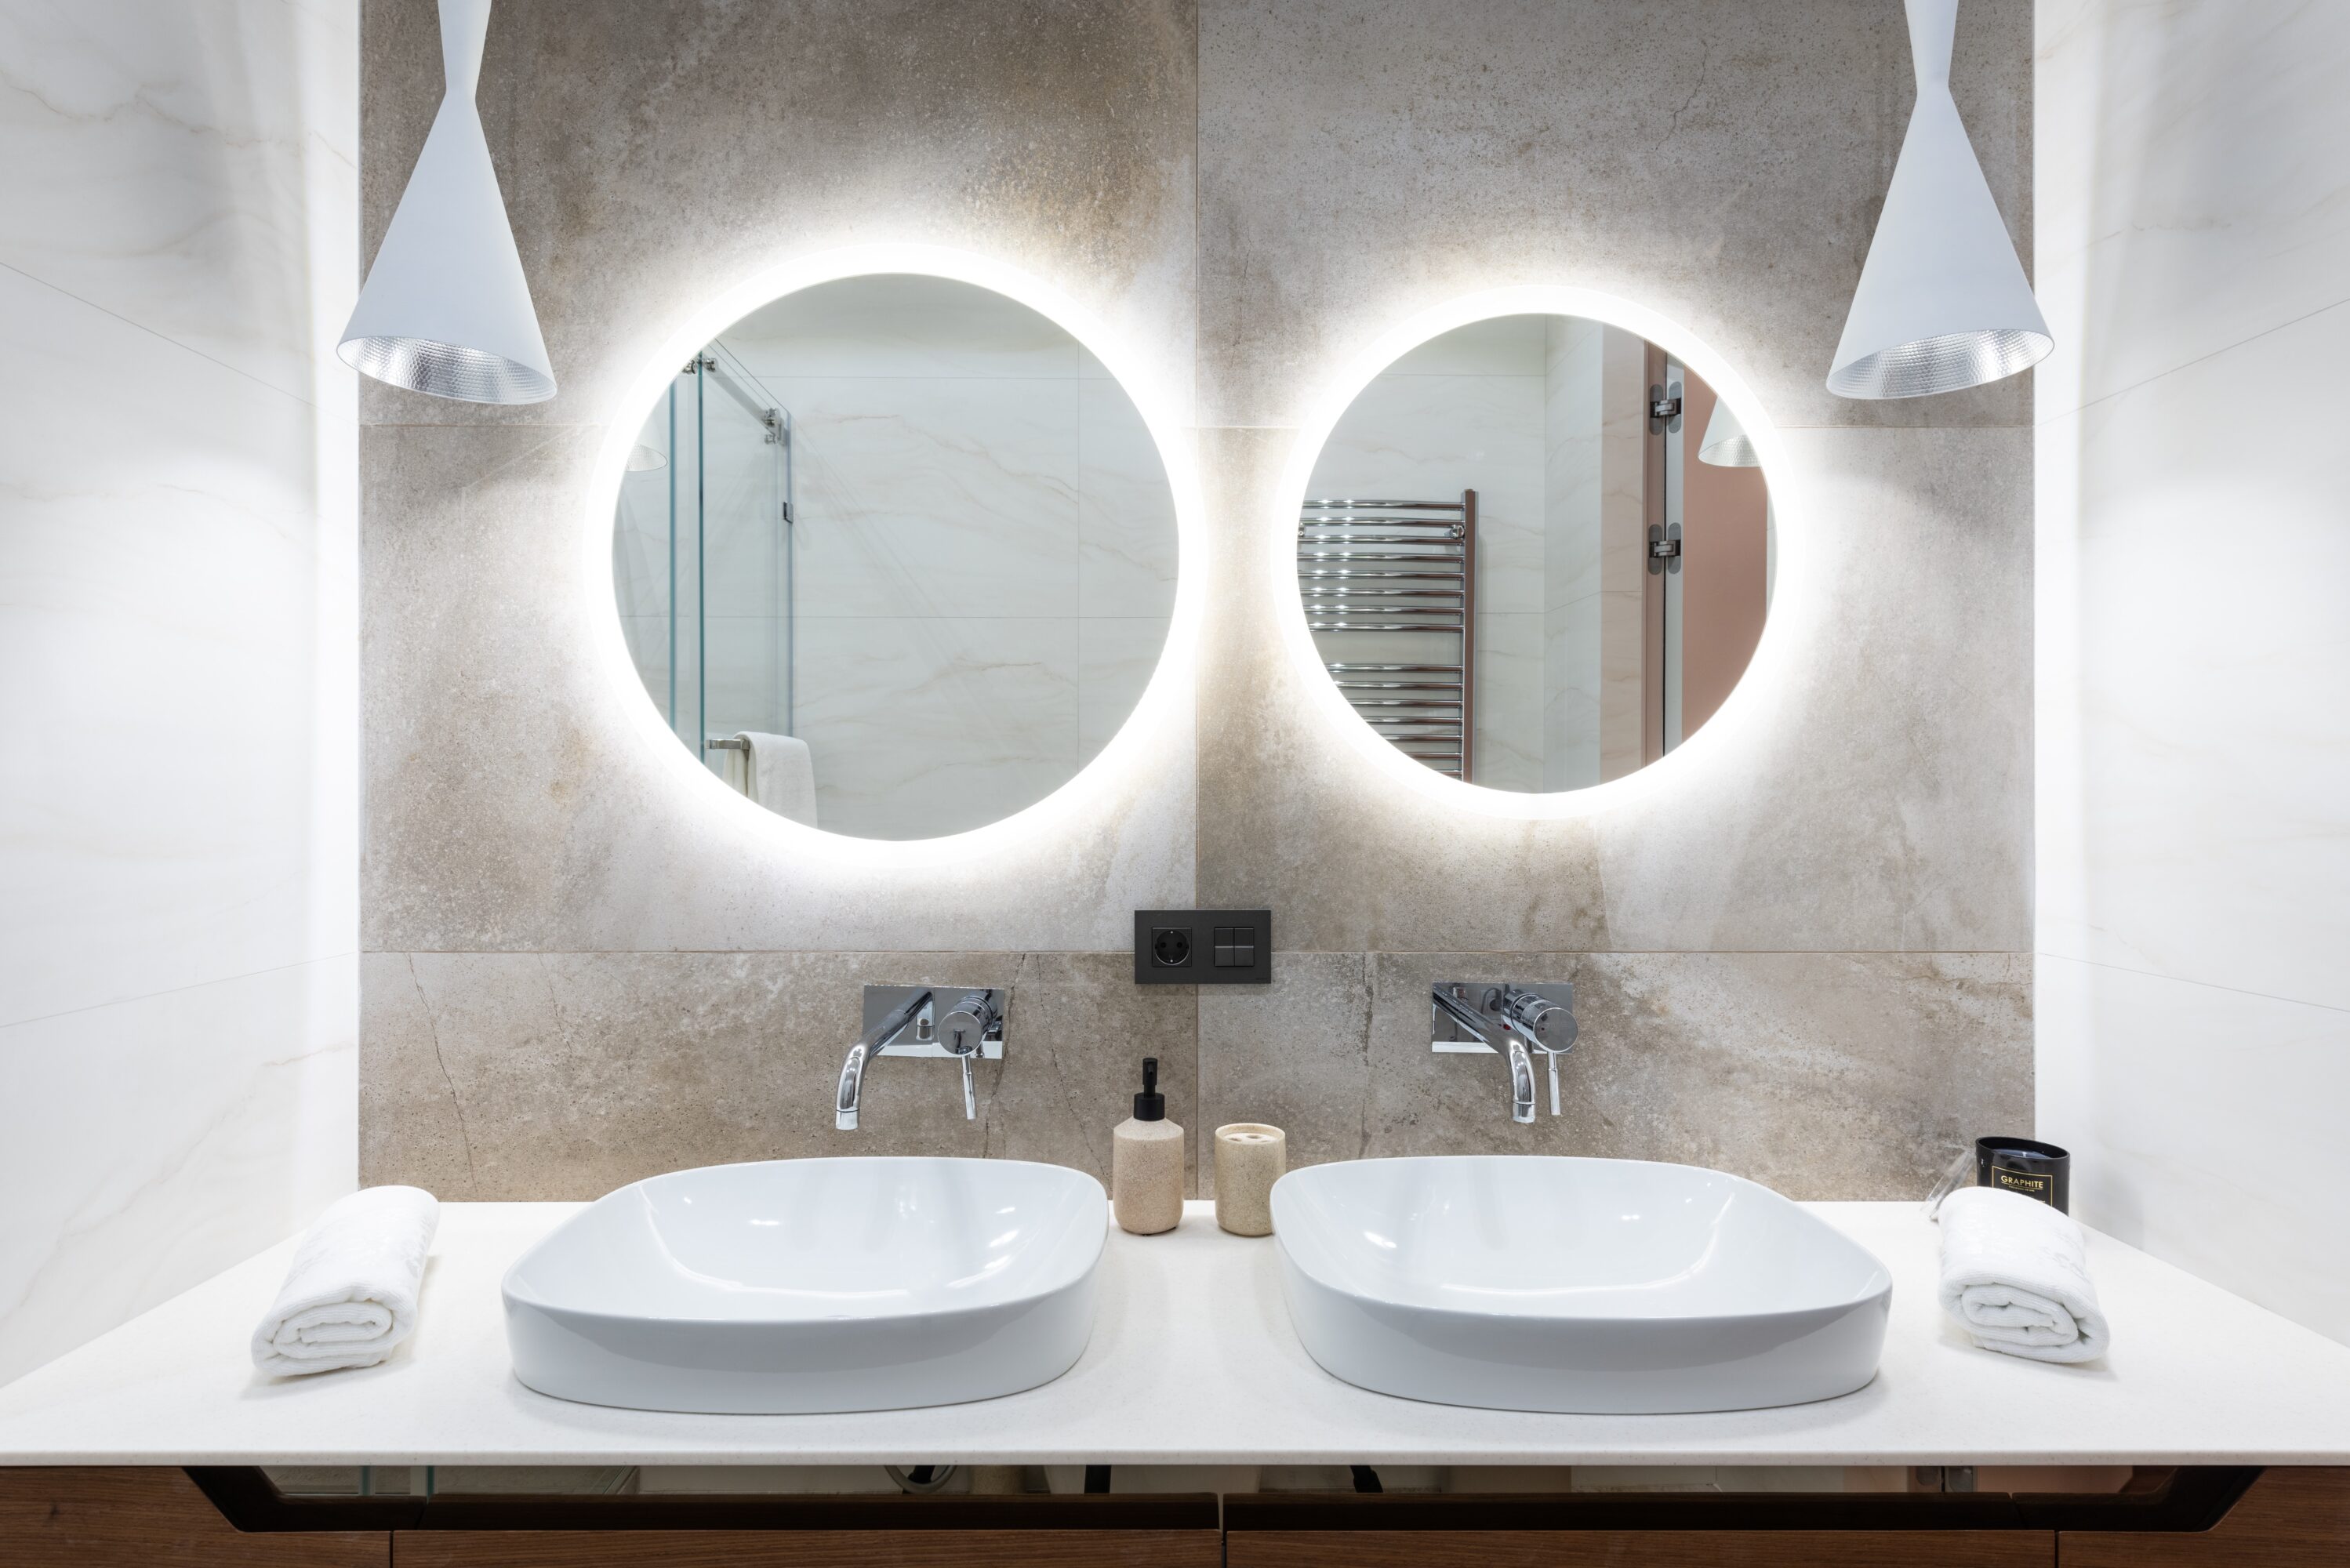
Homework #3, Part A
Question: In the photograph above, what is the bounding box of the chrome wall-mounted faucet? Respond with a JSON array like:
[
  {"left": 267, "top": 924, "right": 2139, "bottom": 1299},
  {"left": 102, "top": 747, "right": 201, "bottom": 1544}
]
[
  {"left": 1431, "top": 982, "right": 1577, "bottom": 1124},
  {"left": 835, "top": 984, "right": 1006, "bottom": 1131}
]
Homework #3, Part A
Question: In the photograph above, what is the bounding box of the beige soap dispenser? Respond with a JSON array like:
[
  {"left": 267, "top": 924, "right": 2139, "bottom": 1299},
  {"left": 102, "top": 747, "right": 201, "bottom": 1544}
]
[{"left": 1112, "top": 1057, "right": 1184, "bottom": 1234}]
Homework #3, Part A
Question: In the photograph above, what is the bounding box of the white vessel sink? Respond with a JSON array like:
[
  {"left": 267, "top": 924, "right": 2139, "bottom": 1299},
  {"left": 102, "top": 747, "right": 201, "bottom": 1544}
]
[
  {"left": 503, "top": 1157, "right": 1107, "bottom": 1414},
  {"left": 1271, "top": 1156, "right": 1892, "bottom": 1414}
]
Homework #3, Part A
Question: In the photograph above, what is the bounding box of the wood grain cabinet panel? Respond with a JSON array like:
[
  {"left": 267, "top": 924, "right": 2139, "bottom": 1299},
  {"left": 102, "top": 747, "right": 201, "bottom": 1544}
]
[
  {"left": 1226, "top": 1530, "right": 2053, "bottom": 1568},
  {"left": 394, "top": 1527, "right": 1223, "bottom": 1568},
  {"left": 0, "top": 1468, "right": 387, "bottom": 1567},
  {"left": 2061, "top": 1468, "right": 2350, "bottom": 1567}
]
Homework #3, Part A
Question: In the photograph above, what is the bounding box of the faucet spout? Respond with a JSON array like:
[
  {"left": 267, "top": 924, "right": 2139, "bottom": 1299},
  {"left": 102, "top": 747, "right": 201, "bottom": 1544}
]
[
  {"left": 836, "top": 987, "right": 932, "bottom": 1131},
  {"left": 1432, "top": 984, "right": 1539, "bottom": 1125},
  {"left": 1504, "top": 1035, "right": 1537, "bottom": 1124}
]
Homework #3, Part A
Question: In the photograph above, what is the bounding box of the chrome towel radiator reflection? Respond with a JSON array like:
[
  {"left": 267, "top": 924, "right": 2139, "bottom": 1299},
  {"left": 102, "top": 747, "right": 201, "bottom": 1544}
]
[{"left": 1298, "top": 491, "right": 1476, "bottom": 781}]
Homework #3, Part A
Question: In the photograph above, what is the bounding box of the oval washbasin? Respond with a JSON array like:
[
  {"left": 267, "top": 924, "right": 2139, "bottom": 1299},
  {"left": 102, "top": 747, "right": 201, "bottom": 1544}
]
[
  {"left": 503, "top": 1156, "right": 1108, "bottom": 1414},
  {"left": 1270, "top": 1156, "right": 1893, "bottom": 1414}
]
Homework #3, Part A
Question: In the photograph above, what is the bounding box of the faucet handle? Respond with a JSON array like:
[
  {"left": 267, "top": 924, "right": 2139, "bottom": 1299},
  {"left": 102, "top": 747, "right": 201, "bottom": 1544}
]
[
  {"left": 1500, "top": 985, "right": 1577, "bottom": 1054},
  {"left": 938, "top": 989, "right": 1001, "bottom": 1122},
  {"left": 939, "top": 990, "right": 1001, "bottom": 1056}
]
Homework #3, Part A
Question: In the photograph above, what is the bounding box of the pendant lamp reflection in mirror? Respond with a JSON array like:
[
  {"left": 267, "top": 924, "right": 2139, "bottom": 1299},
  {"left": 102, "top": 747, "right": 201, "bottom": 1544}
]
[
  {"left": 1698, "top": 398, "right": 1759, "bottom": 467},
  {"left": 338, "top": 0, "right": 554, "bottom": 404},
  {"left": 1826, "top": 0, "right": 2050, "bottom": 400}
]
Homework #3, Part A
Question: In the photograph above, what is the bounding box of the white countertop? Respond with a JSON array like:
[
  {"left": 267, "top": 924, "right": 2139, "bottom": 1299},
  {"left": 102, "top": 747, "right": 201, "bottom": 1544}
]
[{"left": 2, "top": 1200, "right": 2347, "bottom": 1468}]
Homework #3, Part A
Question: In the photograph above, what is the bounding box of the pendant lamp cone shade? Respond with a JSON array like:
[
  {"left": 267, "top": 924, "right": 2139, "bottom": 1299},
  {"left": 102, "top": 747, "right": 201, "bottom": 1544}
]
[
  {"left": 1698, "top": 398, "right": 1760, "bottom": 467},
  {"left": 1826, "top": 0, "right": 2050, "bottom": 399},
  {"left": 338, "top": 0, "right": 554, "bottom": 404}
]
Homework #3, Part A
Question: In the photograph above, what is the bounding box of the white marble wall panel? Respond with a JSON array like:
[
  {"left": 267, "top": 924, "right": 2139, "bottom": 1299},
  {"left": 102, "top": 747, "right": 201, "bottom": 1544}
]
[
  {"left": 1473, "top": 612, "right": 1545, "bottom": 792},
  {"left": 2038, "top": 303, "right": 2350, "bottom": 1011},
  {"left": 2035, "top": 0, "right": 2350, "bottom": 421},
  {"left": 1077, "top": 375, "right": 1180, "bottom": 621},
  {"left": 0, "top": 0, "right": 354, "bottom": 405},
  {"left": 0, "top": 956, "right": 355, "bottom": 1387},
  {"left": 0, "top": 0, "right": 356, "bottom": 1384},
  {"left": 2036, "top": 0, "right": 2350, "bottom": 1345},
  {"left": 2037, "top": 956, "right": 2350, "bottom": 1341},
  {"left": 0, "top": 272, "right": 349, "bottom": 1025},
  {"left": 1077, "top": 616, "right": 1171, "bottom": 768},
  {"left": 791, "top": 615, "right": 1081, "bottom": 841},
  {"left": 754, "top": 373, "right": 1083, "bottom": 623}
]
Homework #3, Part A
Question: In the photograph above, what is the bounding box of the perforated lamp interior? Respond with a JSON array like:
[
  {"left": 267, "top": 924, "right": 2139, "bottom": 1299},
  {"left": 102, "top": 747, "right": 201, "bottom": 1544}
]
[
  {"left": 1826, "top": 0, "right": 2050, "bottom": 400},
  {"left": 338, "top": 0, "right": 554, "bottom": 405}
]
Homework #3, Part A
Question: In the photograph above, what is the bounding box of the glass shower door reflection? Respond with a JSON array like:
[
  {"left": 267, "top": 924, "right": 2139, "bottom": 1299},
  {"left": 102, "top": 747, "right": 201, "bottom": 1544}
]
[{"left": 611, "top": 350, "right": 793, "bottom": 781}]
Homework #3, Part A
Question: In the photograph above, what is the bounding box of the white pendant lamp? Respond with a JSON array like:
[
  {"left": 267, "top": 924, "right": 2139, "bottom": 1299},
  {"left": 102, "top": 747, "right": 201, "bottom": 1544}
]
[
  {"left": 338, "top": 0, "right": 554, "bottom": 404},
  {"left": 1826, "top": 0, "right": 2050, "bottom": 399},
  {"left": 1698, "top": 398, "right": 1760, "bottom": 466}
]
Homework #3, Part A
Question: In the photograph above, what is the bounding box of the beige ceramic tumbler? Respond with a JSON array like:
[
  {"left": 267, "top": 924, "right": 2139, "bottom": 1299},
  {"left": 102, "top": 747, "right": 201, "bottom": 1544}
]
[{"left": 1212, "top": 1123, "right": 1287, "bottom": 1236}]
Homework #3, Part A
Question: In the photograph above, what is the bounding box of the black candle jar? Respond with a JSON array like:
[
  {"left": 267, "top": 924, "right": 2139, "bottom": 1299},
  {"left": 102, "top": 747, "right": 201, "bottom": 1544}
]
[{"left": 1975, "top": 1136, "right": 2070, "bottom": 1212}]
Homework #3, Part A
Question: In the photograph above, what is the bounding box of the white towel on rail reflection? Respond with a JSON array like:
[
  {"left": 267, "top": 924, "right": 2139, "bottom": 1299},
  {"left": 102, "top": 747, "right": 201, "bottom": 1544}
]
[{"left": 725, "top": 731, "right": 819, "bottom": 827}]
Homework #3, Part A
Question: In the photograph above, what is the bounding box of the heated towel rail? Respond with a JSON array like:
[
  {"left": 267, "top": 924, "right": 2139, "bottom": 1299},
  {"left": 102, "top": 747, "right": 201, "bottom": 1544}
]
[{"left": 1298, "top": 492, "right": 1476, "bottom": 781}]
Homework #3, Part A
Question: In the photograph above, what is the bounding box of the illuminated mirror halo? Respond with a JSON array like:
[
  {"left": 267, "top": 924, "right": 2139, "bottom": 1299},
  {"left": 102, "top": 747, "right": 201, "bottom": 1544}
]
[
  {"left": 1272, "top": 285, "right": 1808, "bottom": 821},
  {"left": 583, "top": 245, "right": 1203, "bottom": 866}
]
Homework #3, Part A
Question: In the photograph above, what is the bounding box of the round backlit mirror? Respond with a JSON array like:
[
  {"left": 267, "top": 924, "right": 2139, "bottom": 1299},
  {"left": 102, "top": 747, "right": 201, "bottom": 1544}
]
[
  {"left": 608, "top": 274, "right": 1179, "bottom": 840},
  {"left": 1297, "top": 313, "right": 1773, "bottom": 791}
]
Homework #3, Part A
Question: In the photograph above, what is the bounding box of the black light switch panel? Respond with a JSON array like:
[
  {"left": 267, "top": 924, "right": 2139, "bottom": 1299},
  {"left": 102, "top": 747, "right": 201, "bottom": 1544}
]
[{"left": 1134, "top": 909, "right": 1272, "bottom": 985}]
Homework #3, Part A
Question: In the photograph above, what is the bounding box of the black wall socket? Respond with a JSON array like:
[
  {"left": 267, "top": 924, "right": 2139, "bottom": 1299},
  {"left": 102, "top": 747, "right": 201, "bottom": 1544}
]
[{"left": 1133, "top": 909, "right": 1273, "bottom": 985}]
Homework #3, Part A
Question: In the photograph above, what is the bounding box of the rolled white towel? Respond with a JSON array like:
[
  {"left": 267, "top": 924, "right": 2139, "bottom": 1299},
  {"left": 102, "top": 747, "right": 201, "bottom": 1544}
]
[
  {"left": 251, "top": 1185, "right": 440, "bottom": 1377},
  {"left": 1935, "top": 1185, "right": 2110, "bottom": 1364}
]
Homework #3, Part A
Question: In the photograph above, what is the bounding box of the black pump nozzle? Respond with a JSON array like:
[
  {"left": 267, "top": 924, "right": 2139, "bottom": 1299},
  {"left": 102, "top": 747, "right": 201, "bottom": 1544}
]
[{"left": 1131, "top": 1057, "right": 1166, "bottom": 1122}]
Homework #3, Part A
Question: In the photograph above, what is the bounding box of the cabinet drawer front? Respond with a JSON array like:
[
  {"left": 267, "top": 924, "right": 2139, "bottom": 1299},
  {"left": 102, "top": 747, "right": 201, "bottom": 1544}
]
[{"left": 1228, "top": 1530, "right": 2054, "bottom": 1568}]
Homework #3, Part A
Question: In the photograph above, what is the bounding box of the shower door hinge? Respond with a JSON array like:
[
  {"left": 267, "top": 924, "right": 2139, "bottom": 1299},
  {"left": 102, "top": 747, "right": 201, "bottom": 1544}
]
[
  {"left": 1649, "top": 382, "right": 1684, "bottom": 432},
  {"left": 1647, "top": 522, "right": 1682, "bottom": 574}
]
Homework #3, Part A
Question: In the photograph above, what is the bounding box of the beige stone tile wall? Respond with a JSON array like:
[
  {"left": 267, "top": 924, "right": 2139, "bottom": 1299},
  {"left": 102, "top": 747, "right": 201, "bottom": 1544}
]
[{"left": 361, "top": 0, "right": 2033, "bottom": 1200}]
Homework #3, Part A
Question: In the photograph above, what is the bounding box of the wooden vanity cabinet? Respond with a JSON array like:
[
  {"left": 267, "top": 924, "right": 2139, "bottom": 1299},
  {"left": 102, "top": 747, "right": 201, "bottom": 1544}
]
[
  {"left": 1229, "top": 1526, "right": 2053, "bottom": 1567},
  {"left": 1224, "top": 1493, "right": 2054, "bottom": 1568},
  {"left": 0, "top": 1468, "right": 387, "bottom": 1566},
  {"left": 1222, "top": 1469, "right": 2350, "bottom": 1568},
  {"left": 0, "top": 1466, "right": 1223, "bottom": 1567},
  {"left": 2060, "top": 1468, "right": 2350, "bottom": 1566},
  {"left": 0, "top": 1465, "right": 2343, "bottom": 1566}
]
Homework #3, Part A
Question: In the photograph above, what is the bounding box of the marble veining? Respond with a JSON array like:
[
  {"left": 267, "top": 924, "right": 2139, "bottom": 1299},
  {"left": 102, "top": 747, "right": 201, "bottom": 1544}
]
[{"left": 0, "top": 0, "right": 358, "bottom": 1385}]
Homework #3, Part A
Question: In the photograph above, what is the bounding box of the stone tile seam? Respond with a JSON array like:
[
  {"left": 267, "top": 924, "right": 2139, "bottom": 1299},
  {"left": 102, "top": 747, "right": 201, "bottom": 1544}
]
[
  {"left": 365, "top": 947, "right": 2032, "bottom": 959},
  {"left": 2033, "top": 290, "right": 2350, "bottom": 430},
  {"left": 0, "top": 256, "right": 324, "bottom": 413},
  {"left": 1, "top": 950, "right": 359, "bottom": 1038},
  {"left": 2036, "top": 949, "right": 2350, "bottom": 1019}
]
